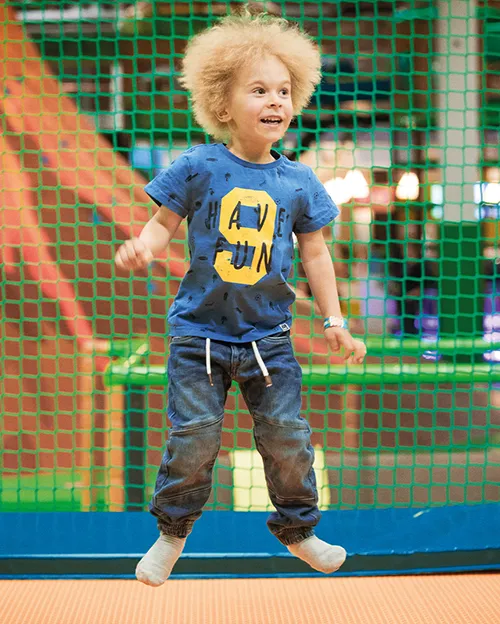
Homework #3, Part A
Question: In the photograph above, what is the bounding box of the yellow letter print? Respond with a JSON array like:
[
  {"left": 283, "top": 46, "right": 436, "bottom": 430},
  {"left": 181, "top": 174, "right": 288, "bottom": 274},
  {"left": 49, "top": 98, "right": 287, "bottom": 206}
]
[{"left": 214, "top": 187, "right": 277, "bottom": 285}]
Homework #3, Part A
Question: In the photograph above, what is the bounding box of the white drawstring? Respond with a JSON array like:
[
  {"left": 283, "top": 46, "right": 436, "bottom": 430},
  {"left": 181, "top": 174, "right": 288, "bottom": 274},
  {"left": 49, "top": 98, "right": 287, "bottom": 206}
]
[
  {"left": 252, "top": 341, "right": 273, "bottom": 387},
  {"left": 206, "top": 338, "right": 213, "bottom": 386},
  {"left": 205, "top": 338, "right": 272, "bottom": 387}
]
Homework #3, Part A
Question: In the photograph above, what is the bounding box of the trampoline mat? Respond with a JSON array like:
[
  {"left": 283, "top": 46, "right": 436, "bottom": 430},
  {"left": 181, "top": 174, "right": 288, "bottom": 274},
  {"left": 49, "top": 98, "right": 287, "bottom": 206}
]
[{"left": 1, "top": 573, "right": 499, "bottom": 623}]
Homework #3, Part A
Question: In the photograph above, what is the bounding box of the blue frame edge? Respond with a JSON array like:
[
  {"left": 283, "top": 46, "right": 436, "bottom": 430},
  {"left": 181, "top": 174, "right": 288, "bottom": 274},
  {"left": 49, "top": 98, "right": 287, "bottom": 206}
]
[{"left": 1, "top": 505, "right": 499, "bottom": 578}]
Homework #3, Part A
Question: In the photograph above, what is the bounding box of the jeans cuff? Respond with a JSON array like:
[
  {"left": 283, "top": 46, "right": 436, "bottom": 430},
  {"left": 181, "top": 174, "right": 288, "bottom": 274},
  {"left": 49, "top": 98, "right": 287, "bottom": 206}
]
[
  {"left": 275, "top": 527, "right": 315, "bottom": 546},
  {"left": 158, "top": 520, "right": 194, "bottom": 539}
]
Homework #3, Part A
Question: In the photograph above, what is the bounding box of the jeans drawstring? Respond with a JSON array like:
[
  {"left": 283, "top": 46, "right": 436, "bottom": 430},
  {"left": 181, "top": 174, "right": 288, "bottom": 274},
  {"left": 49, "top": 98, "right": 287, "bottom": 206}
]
[
  {"left": 205, "top": 338, "right": 272, "bottom": 388},
  {"left": 251, "top": 341, "right": 272, "bottom": 387},
  {"left": 206, "top": 338, "right": 213, "bottom": 386}
]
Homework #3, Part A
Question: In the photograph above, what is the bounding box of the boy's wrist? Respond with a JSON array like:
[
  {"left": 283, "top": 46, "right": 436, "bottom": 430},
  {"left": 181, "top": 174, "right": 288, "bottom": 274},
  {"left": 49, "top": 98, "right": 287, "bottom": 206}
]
[{"left": 323, "top": 315, "right": 347, "bottom": 330}]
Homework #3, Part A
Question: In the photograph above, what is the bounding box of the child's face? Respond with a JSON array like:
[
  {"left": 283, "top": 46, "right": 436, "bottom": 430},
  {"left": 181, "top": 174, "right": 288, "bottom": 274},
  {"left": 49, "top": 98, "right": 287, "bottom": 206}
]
[{"left": 223, "top": 55, "right": 293, "bottom": 148}]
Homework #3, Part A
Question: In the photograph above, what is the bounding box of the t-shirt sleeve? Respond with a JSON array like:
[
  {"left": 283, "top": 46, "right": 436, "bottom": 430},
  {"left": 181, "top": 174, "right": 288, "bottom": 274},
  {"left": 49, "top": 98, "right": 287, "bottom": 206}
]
[
  {"left": 293, "top": 170, "right": 340, "bottom": 234},
  {"left": 143, "top": 152, "right": 191, "bottom": 218}
]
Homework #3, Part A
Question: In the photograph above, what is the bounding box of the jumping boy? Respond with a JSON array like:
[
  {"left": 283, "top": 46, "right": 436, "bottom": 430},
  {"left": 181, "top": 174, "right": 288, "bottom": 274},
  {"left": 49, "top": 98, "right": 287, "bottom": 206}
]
[{"left": 115, "top": 10, "right": 367, "bottom": 586}]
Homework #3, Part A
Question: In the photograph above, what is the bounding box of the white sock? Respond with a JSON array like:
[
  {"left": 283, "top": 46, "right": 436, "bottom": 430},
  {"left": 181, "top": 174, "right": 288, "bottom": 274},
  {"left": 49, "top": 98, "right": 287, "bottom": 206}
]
[
  {"left": 287, "top": 535, "right": 347, "bottom": 574},
  {"left": 135, "top": 533, "right": 186, "bottom": 587}
]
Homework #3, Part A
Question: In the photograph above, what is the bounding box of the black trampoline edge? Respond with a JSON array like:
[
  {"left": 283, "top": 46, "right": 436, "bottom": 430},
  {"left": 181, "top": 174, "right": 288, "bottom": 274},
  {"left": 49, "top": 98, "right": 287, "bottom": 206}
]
[{"left": 1, "top": 549, "right": 500, "bottom": 578}]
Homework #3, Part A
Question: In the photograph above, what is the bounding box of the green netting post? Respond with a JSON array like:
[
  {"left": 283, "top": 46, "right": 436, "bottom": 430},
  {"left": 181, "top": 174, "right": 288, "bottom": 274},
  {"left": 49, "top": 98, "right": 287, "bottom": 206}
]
[
  {"left": 435, "top": 0, "right": 484, "bottom": 355},
  {"left": 108, "top": 343, "right": 149, "bottom": 511},
  {"left": 124, "top": 386, "right": 147, "bottom": 511}
]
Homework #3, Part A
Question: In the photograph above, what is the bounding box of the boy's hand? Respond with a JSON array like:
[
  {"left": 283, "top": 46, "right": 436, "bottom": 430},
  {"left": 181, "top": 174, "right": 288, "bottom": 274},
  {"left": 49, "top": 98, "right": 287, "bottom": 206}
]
[
  {"left": 324, "top": 327, "right": 367, "bottom": 364},
  {"left": 115, "top": 238, "right": 154, "bottom": 271}
]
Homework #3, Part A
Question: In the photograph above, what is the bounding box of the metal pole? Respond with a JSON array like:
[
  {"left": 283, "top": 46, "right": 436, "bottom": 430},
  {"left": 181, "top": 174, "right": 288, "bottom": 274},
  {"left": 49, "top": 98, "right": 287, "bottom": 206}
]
[
  {"left": 435, "top": 0, "right": 484, "bottom": 345},
  {"left": 106, "top": 363, "right": 500, "bottom": 387}
]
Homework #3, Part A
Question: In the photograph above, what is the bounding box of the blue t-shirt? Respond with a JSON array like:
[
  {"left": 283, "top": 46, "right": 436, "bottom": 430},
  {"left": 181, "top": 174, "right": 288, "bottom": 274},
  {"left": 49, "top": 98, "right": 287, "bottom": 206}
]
[{"left": 144, "top": 143, "right": 339, "bottom": 342}]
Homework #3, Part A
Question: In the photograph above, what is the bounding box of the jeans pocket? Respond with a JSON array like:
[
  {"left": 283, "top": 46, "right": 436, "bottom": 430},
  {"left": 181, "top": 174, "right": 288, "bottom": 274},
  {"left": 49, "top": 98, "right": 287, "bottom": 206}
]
[
  {"left": 259, "top": 332, "right": 290, "bottom": 345},
  {"left": 170, "top": 335, "right": 195, "bottom": 344}
]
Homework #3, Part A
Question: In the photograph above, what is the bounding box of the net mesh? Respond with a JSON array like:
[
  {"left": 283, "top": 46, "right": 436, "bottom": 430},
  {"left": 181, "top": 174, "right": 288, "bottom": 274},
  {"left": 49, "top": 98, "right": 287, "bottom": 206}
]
[{"left": 0, "top": 0, "right": 499, "bottom": 515}]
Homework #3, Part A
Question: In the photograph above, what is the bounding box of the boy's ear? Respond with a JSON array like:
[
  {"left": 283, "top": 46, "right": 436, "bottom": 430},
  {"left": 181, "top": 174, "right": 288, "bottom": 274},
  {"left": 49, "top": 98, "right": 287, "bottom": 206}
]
[{"left": 216, "top": 110, "right": 230, "bottom": 122}]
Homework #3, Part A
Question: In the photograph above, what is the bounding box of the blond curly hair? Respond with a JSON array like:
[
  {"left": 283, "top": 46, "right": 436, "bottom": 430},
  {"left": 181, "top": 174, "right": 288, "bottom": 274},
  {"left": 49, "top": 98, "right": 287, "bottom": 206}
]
[{"left": 180, "top": 10, "right": 322, "bottom": 141}]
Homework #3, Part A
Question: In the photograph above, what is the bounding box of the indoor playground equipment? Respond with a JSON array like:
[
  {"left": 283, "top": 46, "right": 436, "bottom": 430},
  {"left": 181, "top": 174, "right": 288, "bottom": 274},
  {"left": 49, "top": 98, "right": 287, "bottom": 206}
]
[{"left": 1, "top": 0, "right": 499, "bottom": 622}]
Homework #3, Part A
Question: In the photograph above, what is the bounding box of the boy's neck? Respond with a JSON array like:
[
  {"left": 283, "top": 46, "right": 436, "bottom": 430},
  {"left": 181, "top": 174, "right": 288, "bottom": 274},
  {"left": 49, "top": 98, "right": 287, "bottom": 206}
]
[{"left": 226, "top": 137, "right": 276, "bottom": 165}]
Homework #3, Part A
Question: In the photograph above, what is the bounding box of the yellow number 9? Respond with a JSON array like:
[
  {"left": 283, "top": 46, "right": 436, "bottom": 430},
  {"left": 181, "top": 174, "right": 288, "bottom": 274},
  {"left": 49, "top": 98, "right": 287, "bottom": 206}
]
[{"left": 214, "top": 187, "right": 277, "bottom": 286}]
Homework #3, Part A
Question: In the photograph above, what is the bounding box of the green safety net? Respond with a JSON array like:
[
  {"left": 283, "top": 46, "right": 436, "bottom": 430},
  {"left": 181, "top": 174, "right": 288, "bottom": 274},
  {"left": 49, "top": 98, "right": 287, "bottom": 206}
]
[{"left": 0, "top": 0, "right": 499, "bottom": 514}]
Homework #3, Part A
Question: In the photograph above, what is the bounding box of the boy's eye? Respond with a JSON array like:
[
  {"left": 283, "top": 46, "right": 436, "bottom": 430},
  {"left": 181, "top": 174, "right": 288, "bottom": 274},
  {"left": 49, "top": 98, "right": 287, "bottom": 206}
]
[
  {"left": 254, "top": 88, "right": 265, "bottom": 94},
  {"left": 281, "top": 89, "right": 289, "bottom": 96}
]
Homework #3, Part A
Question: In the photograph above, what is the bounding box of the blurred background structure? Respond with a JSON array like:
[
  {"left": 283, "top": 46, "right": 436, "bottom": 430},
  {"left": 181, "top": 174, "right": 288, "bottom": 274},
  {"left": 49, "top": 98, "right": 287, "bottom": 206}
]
[{"left": 0, "top": 0, "right": 499, "bottom": 582}]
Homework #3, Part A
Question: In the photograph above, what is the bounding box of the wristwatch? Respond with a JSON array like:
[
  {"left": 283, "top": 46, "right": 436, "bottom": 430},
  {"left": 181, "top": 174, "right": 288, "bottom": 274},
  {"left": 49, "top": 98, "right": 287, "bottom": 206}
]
[{"left": 323, "top": 315, "right": 347, "bottom": 330}]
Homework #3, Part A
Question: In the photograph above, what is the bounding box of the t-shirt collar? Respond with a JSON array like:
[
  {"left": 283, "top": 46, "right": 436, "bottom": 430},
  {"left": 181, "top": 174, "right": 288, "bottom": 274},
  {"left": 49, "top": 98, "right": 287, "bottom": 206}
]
[{"left": 217, "top": 143, "right": 282, "bottom": 169}]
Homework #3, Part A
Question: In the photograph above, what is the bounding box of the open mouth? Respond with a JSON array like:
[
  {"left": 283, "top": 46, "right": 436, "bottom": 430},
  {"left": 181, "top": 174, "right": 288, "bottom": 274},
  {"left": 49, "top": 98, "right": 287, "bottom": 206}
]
[{"left": 261, "top": 118, "right": 282, "bottom": 125}]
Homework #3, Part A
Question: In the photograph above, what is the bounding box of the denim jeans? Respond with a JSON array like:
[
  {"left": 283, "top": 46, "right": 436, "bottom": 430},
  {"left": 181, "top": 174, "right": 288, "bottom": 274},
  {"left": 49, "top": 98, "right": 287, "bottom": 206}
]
[{"left": 150, "top": 332, "right": 321, "bottom": 546}]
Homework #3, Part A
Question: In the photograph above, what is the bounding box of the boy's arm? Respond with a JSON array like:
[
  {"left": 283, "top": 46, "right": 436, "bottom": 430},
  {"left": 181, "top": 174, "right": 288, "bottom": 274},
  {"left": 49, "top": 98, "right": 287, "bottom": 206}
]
[
  {"left": 139, "top": 206, "right": 184, "bottom": 255},
  {"left": 296, "top": 229, "right": 366, "bottom": 364},
  {"left": 115, "top": 206, "right": 183, "bottom": 271}
]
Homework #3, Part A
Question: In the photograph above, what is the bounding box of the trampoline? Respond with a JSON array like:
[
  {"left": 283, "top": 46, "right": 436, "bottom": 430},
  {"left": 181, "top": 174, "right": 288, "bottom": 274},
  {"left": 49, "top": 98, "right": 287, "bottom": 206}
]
[{"left": 1, "top": 575, "right": 499, "bottom": 624}]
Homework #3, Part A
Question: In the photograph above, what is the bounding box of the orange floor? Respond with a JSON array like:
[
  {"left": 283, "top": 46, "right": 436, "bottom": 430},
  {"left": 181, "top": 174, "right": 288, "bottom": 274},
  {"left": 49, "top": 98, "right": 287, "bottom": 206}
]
[{"left": 1, "top": 574, "right": 498, "bottom": 624}]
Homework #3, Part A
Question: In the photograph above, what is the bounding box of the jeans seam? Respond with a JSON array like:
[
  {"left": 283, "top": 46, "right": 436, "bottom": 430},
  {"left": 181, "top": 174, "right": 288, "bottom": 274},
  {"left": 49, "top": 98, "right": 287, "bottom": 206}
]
[
  {"left": 267, "top": 485, "right": 317, "bottom": 504},
  {"left": 260, "top": 336, "right": 290, "bottom": 343},
  {"left": 154, "top": 483, "right": 212, "bottom": 504},
  {"left": 252, "top": 412, "right": 309, "bottom": 431},
  {"left": 170, "top": 335, "right": 196, "bottom": 344},
  {"left": 168, "top": 413, "right": 224, "bottom": 435}
]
